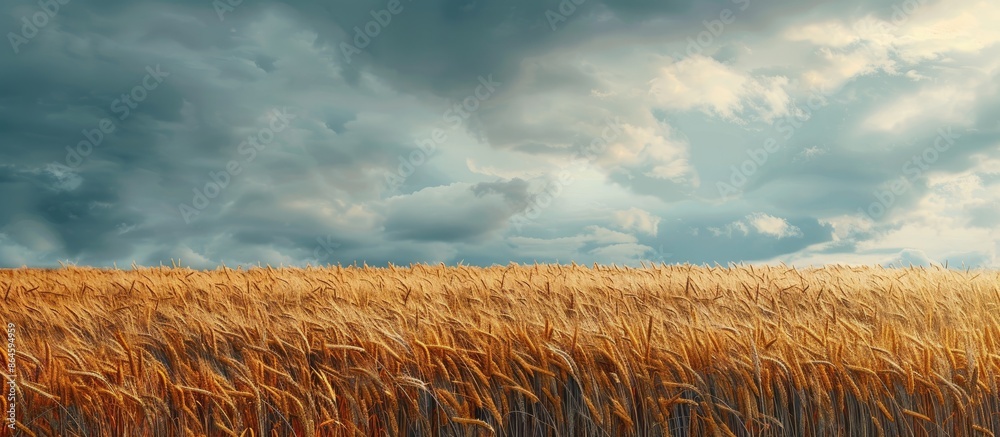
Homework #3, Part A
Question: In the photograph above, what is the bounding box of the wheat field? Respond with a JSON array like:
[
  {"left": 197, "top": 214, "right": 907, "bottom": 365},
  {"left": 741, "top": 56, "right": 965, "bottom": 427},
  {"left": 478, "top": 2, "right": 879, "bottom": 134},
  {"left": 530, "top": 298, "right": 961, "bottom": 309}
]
[{"left": 1, "top": 264, "right": 999, "bottom": 436}]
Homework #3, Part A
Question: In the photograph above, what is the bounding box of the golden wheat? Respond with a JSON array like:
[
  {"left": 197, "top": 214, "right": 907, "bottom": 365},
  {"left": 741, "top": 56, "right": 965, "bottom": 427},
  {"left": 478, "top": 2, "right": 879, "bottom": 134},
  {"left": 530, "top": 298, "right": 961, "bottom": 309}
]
[{"left": 1, "top": 264, "right": 999, "bottom": 435}]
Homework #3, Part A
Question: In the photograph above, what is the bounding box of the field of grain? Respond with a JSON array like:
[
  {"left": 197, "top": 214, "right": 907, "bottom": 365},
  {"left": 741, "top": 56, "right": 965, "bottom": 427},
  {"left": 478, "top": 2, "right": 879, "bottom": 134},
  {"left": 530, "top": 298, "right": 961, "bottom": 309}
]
[{"left": 1, "top": 264, "right": 999, "bottom": 436}]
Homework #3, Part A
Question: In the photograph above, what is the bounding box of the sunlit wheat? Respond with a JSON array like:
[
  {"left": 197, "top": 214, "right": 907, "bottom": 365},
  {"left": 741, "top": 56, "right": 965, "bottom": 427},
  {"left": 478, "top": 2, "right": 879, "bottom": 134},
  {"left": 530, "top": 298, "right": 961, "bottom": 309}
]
[{"left": 1, "top": 264, "right": 998, "bottom": 435}]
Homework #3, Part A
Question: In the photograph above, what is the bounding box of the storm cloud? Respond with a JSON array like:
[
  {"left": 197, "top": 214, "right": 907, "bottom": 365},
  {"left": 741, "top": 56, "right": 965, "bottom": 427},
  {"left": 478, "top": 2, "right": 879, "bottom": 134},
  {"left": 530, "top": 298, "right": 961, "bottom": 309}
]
[{"left": 1, "top": 0, "right": 997, "bottom": 268}]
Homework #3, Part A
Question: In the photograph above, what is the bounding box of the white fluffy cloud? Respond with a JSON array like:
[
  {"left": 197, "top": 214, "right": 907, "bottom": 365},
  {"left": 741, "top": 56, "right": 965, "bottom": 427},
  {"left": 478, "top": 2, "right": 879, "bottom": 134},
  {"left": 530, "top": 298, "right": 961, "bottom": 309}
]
[
  {"left": 709, "top": 213, "right": 802, "bottom": 239},
  {"left": 613, "top": 207, "right": 662, "bottom": 237},
  {"left": 747, "top": 213, "right": 804, "bottom": 238},
  {"left": 649, "top": 56, "right": 792, "bottom": 124}
]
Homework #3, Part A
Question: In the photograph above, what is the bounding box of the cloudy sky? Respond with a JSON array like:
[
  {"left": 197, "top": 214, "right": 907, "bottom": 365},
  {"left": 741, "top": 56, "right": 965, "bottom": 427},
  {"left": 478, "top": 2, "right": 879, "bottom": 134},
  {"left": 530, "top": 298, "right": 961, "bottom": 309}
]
[{"left": 1, "top": 0, "right": 998, "bottom": 269}]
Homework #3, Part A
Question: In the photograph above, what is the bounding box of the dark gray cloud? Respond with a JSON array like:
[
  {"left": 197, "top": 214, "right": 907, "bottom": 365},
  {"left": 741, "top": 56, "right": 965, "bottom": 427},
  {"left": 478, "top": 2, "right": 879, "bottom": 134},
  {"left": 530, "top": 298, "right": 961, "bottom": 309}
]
[{"left": 0, "top": 0, "right": 997, "bottom": 268}]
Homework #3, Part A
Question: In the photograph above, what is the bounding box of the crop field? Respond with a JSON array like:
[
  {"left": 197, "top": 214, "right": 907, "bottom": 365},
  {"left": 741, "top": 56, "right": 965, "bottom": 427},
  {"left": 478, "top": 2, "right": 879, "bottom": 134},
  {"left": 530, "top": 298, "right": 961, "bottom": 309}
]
[{"left": 2, "top": 264, "right": 1000, "bottom": 436}]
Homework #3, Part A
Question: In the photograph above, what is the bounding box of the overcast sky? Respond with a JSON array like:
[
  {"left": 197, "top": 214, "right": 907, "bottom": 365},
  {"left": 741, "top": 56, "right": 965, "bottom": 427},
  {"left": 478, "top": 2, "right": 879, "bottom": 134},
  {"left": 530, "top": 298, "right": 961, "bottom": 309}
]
[{"left": 1, "top": 0, "right": 997, "bottom": 268}]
